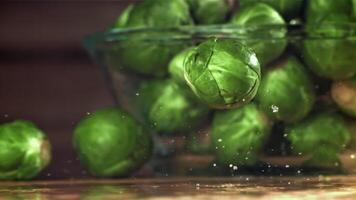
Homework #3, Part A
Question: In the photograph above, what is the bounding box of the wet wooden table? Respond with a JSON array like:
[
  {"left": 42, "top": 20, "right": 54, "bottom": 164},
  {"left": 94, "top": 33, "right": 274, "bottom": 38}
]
[{"left": 0, "top": 176, "right": 356, "bottom": 199}]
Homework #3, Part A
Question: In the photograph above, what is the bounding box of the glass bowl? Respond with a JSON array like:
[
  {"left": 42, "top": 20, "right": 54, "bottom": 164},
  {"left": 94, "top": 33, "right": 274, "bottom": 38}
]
[{"left": 83, "top": 24, "right": 356, "bottom": 176}]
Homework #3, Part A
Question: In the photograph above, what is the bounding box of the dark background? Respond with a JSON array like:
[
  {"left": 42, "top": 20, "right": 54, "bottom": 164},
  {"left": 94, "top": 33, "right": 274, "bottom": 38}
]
[{"left": 0, "top": 0, "right": 138, "bottom": 179}]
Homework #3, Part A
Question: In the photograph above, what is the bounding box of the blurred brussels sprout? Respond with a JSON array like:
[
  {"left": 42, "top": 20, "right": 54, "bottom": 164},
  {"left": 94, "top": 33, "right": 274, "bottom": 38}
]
[
  {"left": 136, "top": 80, "right": 209, "bottom": 133},
  {"left": 256, "top": 56, "right": 315, "bottom": 123},
  {"left": 184, "top": 38, "right": 261, "bottom": 109},
  {"left": 125, "top": 0, "right": 193, "bottom": 28},
  {"left": 73, "top": 107, "right": 152, "bottom": 177},
  {"left": 112, "top": 5, "right": 133, "bottom": 28},
  {"left": 231, "top": 3, "right": 287, "bottom": 66},
  {"left": 0, "top": 120, "right": 51, "bottom": 180},
  {"left": 110, "top": 34, "right": 188, "bottom": 77},
  {"left": 186, "top": 0, "right": 231, "bottom": 24},
  {"left": 239, "top": 0, "right": 304, "bottom": 19},
  {"left": 169, "top": 47, "right": 195, "bottom": 86},
  {"left": 287, "top": 113, "right": 351, "bottom": 168},
  {"left": 303, "top": 14, "right": 356, "bottom": 80},
  {"left": 331, "top": 76, "right": 356, "bottom": 117},
  {"left": 108, "top": 0, "right": 193, "bottom": 77},
  {"left": 305, "top": 0, "right": 352, "bottom": 24},
  {"left": 211, "top": 104, "right": 271, "bottom": 166}
]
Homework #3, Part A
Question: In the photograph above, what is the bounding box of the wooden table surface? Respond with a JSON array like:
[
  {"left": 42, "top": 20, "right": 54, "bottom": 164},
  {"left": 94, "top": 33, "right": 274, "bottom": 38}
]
[{"left": 1, "top": 176, "right": 356, "bottom": 199}]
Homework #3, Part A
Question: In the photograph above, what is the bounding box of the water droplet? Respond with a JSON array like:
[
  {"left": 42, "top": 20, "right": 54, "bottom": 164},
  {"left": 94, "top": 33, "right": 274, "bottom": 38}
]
[
  {"left": 351, "top": 154, "right": 355, "bottom": 159},
  {"left": 218, "top": 138, "right": 223, "bottom": 142},
  {"left": 271, "top": 105, "right": 279, "bottom": 113},
  {"left": 135, "top": 92, "right": 140, "bottom": 96},
  {"left": 229, "top": 164, "right": 233, "bottom": 168},
  {"left": 283, "top": 134, "right": 288, "bottom": 138},
  {"left": 233, "top": 166, "right": 238, "bottom": 170},
  {"left": 297, "top": 170, "right": 301, "bottom": 174},
  {"left": 213, "top": 163, "right": 217, "bottom": 167},
  {"left": 86, "top": 112, "right": 91, "bottom": 115},
  {"left": 285, "top": 165, "right": 290, "bottom": 168},
  {"left": 246, "top": 177, "right": 249, "bottom": 181}
]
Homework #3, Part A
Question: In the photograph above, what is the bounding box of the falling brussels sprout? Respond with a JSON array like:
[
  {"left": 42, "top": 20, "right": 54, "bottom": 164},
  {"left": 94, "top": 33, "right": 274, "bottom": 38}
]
[
  {"left": 239, "top": 0, "right": 304, "bottom": 19},
  {"left": 331, "top": 76, "right": 356, "bottom": 117},
  {"left": 108, "top": 0, "right": 193, "bottom": 77},
  {"left": 303, "top": 14, "right": 356, "bottom": 80},
  {"left": 305, "top": 0, "right": 352, "bottom": 24},
  {"left": 73, "top": 107, "right": 152, "bottom": 177},
  {"left": 211, "top": 104, "right": 271, "bottom": 166},
  {"left": 111, "top": 5, "right": 134, "bottom": 28},
  {"left": 169, "top": 47, "right": 195, "bottom": 86},
  {"left": 186, "top": 0, "right": 231, "bottom": 24},
  {"left": 256, "top": 56, "right": 315, "bottom": 123},
  {"left": 0, "top": 120, "right": 51, "bottom": 180},
  {"left": 136, "top": 79, "right": 209, "bottom": 133},
  {"left": 231, "top": 3, "right": 287, "bottom": 66},
  {"left": 287, "top": 113, "right": 351, "bottom": 168},
  {"left": 184, "top": 38, "right": 261, "bottom": 109}
]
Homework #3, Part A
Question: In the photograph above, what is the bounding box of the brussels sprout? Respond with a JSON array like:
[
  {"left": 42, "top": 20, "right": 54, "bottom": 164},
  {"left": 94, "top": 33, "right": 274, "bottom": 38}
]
[
  {"left": 125, "top": 0, "right": 193, "bottom": 28},
  {"left": 73, "top": 107, "right": 152, "bottom": 177},
  {"left": 331, "top": 76, "right": 356, "bottom": 117},
  {"left": 108, "top": 0, "right": 193, "bottom": 77},
  {"left": 186, "top": 0, "right": 230, "bottom": 24},
  {"left": 211, "top": 104, "right": 271, "bottom": 166},
  {"left": 305, "top": 0, "right": 352, "bottom": 24},
  {"left": 231, "top": 3, "right": 287, "bottom": 66},
  {"left": 184, "top": 38, "right": 261, "bottom": 109},
  {"left": 239, "top": 0, "right": 304, "bottom": 19},
  {"left": 169, "top": 47, "right": 195, "bottom": 86},
  {"left": 257, "top": 56, "right": 315, "bottom": 123},
  {"left": 0, "top": 120, "right": 51, "bottom": 180},
  {"left": 303, "top": 14, "right": 356, "bottom": 80},
  {"left": 287, "top": 113, "right": 351, "bottom": 167},
  {"left": 136, "top": 80, "right": 209, "bottom": 133},
  {"left": 112, "top": 5, "right": 133, "bottom": 28}
]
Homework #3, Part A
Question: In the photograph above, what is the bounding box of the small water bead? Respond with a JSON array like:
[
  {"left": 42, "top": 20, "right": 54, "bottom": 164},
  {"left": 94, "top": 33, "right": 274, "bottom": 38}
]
[
  {"left": 135, "top": 92, "right": 140, "bottom": 96},
  {"left": 233, "top": 166, "right": 238, "bottom": 171},
  {"left": 350, "top": 154, "right": 355, "bottom": 159},
  {"left": 218, "top": 138, "right": 223, "bottom": 142},
  {"left": 213, "top": 163, "right": 217, "bottom": 167},
  {"left": 271, "top": 105, "right": 279, "bottom": 113},
  {"left": 285, "top": 165, "right": 290, "bottom": 168}
]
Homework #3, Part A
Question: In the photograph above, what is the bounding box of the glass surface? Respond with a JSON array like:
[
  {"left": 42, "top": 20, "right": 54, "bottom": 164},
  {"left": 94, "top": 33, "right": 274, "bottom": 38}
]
[{"left": 83, "top": 24, "right": 356, "bottom": 177}]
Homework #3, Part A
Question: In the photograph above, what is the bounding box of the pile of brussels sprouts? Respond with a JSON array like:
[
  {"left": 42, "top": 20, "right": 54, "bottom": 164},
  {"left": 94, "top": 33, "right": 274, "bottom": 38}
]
[{"left": 1, "top": 0, "right": 356, "bottom": 180}]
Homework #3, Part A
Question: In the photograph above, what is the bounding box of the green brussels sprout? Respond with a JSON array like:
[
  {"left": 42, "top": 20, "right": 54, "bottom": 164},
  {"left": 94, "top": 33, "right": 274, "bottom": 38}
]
[
  {"left": 0, "top": 120, "right": 51, "bottom": 180},
  {"left": 287, "top": 113, "right": 351, "bottom": 167},
  {"left": 125, "top": 0, "right": 193, "bottom": 28},
  {"left": 168, "top": 47, "right": 195, "bottom": 86},
  {"left": 303, "top": 14, "right": 356, "bottom": 80},
  {"left": 184, "top": 38, "right": 261, "bottom": 109},
  {"left": 136, "top": 79, "right": 209, "bottom": 133},
  {"left": 108, "top": 0, "right": 193, "bottom": 77},
  {"left": 331, "top": 76, "right": 356, "bottom": 117},
  {"left": 305, "top": 0, "right": 352, "bottom": 24},
  {"left": 112, "top": 5, "right": 133, "bottom": 28},
  {"left": 256, "top": 56, "right": 316, "bottom": 123},
  {"left": 186, "top": 0, "right": 230, "bottom": 24},
  {"left": 73, "top": 107, "right": 152, "bottom": 177},
  {"left": 239, "top": 0, "right": 304, "bottom": 19},
  {"left": 211, "top": 104, "right": 271, "bottom": 166},
  {"left": 231, "top": 3, "right": 287, "bottom": 66}
]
